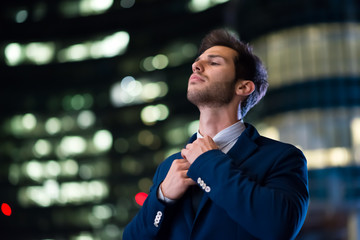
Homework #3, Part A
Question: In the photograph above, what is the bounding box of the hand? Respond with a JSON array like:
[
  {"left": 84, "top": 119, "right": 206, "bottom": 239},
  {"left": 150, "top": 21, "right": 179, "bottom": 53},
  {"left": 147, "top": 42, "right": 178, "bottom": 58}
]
[
  {"left": 181, "top": 135, "right": 218, "bottom": 164},
  {"left": 160, "top": 159, "right": 196, "bottom": 200}
]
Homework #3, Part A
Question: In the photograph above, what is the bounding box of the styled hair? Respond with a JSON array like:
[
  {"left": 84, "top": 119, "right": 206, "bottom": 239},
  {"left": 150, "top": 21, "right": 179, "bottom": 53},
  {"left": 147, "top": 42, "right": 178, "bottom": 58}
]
[{"left": 198, "top": 29, "right": 268, "bottom": 118}]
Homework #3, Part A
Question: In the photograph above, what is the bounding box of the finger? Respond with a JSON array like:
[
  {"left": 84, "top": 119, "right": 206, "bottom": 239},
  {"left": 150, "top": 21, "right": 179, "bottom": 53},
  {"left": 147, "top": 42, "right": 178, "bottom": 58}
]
[
  {"left": 180, "top": 161, "right": 191, "bottom": 170},
  {"left": 204, "top": 135, "right": 214, "bottom": 143},
  {"left": 181, "top": 149, "right": 187, "bottom": 159},
  {"left": 174, "top": 158, "right": 187, "bottom": 164},
  {"left": 184, "top": 178, "right": 196, "bottom": 186},
  {"left": 186, "top": 143, "right": 193, "bottom": 149},
  {"left": 173, "top": 159, "right": 190, "bottom": 170},
  {"left": 180, "top": 170, "right": 189, "bottom": 178}
]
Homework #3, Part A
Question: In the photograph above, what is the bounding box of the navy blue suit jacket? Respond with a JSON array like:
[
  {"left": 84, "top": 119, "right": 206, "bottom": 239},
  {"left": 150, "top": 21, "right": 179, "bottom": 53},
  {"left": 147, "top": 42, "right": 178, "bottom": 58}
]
[{"left": 123, "top": 123, "right": 309, "bottom": 239}]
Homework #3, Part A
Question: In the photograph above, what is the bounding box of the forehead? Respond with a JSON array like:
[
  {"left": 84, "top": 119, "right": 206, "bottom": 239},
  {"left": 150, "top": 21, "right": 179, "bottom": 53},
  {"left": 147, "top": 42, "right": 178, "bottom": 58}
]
[{"left": 200, "top": 46, "right": 238, "bottom": 60}]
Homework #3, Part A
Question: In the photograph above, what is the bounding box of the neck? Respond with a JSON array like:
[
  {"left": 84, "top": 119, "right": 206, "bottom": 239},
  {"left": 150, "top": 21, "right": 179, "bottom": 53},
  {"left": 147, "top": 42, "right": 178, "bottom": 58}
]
[{"left": 198, "top": 104, "right": 240, "bottom": 138}]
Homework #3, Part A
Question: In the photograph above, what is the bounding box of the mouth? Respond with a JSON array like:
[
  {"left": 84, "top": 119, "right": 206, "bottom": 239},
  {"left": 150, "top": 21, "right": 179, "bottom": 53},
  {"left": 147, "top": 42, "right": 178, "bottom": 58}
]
[{"left": 189, "top": 74, "right": 205, "bottom": 83}]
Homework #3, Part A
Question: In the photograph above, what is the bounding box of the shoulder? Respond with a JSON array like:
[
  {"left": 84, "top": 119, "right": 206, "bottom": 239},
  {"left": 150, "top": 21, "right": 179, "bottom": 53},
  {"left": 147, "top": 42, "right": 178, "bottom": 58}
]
[
  {"left": 240, "top": 123, "right": 306, "bottom": 167},
  {"left": 244, "top": 122, "right": 303, "bottom": 154},
  {"left": 259, "top": 135, "right": 302, "bottom": 153}
]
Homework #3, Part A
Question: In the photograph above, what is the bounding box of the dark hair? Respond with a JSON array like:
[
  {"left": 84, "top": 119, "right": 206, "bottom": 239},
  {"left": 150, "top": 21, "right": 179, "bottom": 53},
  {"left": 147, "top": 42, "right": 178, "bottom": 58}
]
[{"left": 198, "top": 29, "right": 268, "bottom": 118}]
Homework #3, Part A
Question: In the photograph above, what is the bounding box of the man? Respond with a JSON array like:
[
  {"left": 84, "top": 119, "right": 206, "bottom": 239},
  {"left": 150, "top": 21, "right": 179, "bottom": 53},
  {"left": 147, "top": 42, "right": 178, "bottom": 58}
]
[{"left": 123, "top": 29, "right": 309, "bottom": 240}]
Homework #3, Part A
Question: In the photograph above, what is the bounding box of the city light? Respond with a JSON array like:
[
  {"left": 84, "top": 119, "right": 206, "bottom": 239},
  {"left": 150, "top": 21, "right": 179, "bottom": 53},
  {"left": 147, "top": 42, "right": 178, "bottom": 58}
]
[
  {"left": 33, "top": 139, "right": 52, "bottom": 157},
  {"left": 110, "top": 76, "right": 168, "bottom": 107},
  {"left": 1, "top": 203, "right": 12, "bottom": 216},
  {"left": 135, "top": 192, "right": 148, "bottom": 206},
  {"left": 140, "top": 43, "right": 197, "bottom": 72},
  {"left": 77, "top": 110, "right": 96, "bottom": 129},
  {"left": 93, "top": 130, "right": 113, "bottom": 152},
  {"left": 25, "top": 160, "right": 43, "bottom": 181},
  {"left": 188, "top": 0, "right": 229, "bottom": 13},
  {"left": 25, "top": 42, "right": 55, "bottom": 64},
  {"left": 351, "top": 117, "right": 360, "bottom": 163},
  {"left": 60, "top": 136, "right": 87, "bottom": 156},
  {"left": 45, "top": 117, "right": 62, "bottom": 135},
  {"left": 4, "top": 43, "right": 23, "bottom": 66},
  {"left": 18, "top": 180, "right": 109, "bottom": 207},
  {"left": 302, "top": 147, "right": 353, "bottom": 169},
  {"left": 79, "top": 0, "right": 113, "bottom": 16},
  {"left": 120, "top": 0, "right": 136, "bottom": 8},
  {"left": 165, "top": 127, "right": 188, "bottom": 145},
  {"left": 61, "top": 159, "right": 79, "bottom": 177},
  {"left": 92, "top": 204, "right": 113, "bottom": 220},
  {"left": 22, "top": 113, "right": 37, "bottom": 130},
  {"left": 60, "top": 0, "right": 113, "bottom": 18},
  {"left": 252, "top": 23, "right": 360, "bottom": 88},
  {"left": 4, "top": 31, "right": 129, "bottom": 66},
  {"left": 140, "top": 104, "right": 169, "bottom": 125},
  {"left": 15, "top": 10, "right": 28, "bottom": 23},
  {"left": 152, "top": 54, "right": 169, "bottom": 70},
  {"left": 259, "top": 126, "right": 280, "bottom": 141},
  {"left": 9, "top": 159, "right": 80, "bottom": 184},
  {"left": 187, "top": 120, "right": 199, "bottom": 137}
]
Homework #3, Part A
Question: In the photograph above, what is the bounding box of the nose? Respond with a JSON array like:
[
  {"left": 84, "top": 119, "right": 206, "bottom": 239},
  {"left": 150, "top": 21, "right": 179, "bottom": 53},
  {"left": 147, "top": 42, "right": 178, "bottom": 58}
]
[{"left": 192, "top": 60, "right": 203, "bottom": 73}]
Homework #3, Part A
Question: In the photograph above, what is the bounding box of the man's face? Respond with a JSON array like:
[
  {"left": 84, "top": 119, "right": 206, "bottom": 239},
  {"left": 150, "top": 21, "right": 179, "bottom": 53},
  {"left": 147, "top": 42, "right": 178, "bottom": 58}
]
[{"left": 187, "top": 45, "right": 238, "bottom": 108}]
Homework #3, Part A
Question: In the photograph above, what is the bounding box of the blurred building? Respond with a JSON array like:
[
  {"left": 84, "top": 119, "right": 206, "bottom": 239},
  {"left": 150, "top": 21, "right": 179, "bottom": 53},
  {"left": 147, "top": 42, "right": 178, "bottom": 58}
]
[{"left": 0, "top": 0, "right": 359, "bottom": 239}]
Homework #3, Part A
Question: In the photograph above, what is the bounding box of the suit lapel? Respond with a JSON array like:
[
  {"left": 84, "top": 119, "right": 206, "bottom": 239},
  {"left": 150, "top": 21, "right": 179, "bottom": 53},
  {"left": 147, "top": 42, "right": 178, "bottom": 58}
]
[
  {"left": 227, "top": 124, "right": 259, "bottom": 166},
  {"left": 192, "top": 123, "right": 260, "bottom": 223}
]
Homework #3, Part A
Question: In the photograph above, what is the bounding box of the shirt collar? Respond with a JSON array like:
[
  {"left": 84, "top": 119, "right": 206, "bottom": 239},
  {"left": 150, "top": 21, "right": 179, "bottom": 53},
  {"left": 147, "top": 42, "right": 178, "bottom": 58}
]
[{"left": 196, "top": 120, "right": 245, "bottom": 150}]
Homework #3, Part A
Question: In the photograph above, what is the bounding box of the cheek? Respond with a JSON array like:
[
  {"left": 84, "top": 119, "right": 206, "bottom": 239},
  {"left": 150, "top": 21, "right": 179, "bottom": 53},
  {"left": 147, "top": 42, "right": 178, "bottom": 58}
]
[
  {"left": 220, "top": 65, "right": 236, "bottom": 80},
  {"left": 221, "top": 70, "right": 236, "bottom": 84},
  {"left": 210, "top": 67, "right": 236, "bottom": 83}
]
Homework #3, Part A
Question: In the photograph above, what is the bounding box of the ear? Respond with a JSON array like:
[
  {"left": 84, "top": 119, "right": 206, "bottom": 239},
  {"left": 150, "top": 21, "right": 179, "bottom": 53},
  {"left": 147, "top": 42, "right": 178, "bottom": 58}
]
[{"left": 235, "top": 80, "right": 255, "bottom": 97}]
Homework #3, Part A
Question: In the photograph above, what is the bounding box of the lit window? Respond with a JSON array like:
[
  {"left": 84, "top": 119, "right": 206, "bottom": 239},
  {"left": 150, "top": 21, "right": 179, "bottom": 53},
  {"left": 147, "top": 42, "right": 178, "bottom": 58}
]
[
  {"left": 79, "top": 0, "right": 113, "bottom": 16},
  {"left": 22, "top": 113, "right": 37, "bottom": 130},
  {"left": 45, "top": 161, "right": 61, "bottom": 178},
  {"left": 140, "top": 104, "right": 169, "bottom": 125},
  {"left": 166, "top": 127, "right": 188, "bottom": 145},
  {"left": 25, "top": 160, "right": 43, "bottom": 181},
  {"left": 93, "top": 130, "right": 113, "bottom": 152},
  {"left": 187, "top": 120, "right": 199, "bottom": 136},
  {"left": 188, "top": 0, "right": 229, "bottom": 12},
  {"left": 110, "top": 77, "right": 168, "bottom": 107},
  {"left": 45, "top": 117, "right": 62, "bottom": 135},
  {"left": 61, "top": 159, "right": 79, "bottom": 177},
  {"left": 120, "top": 0, "right": 135, "bottom": 8},
  {"left": 25, "top": 42, "right": 55, "bottom": 64},
  {"left": 15, "top": 10, "right": 28, "bottom": 23},
  {"left": 4, "top": 43, "right": 23, "bottom": 66},
  {"left": 77, "top": 110, "right": 96, "bottom": 129},
  {"left": 152, "top": 54, "right": 169, "bottom": 70},
  {"left": 60, "top": 136, "right": 87, "bottom": 156},
  {"left": 92, "top": 204, "right": 113, "bottom": 220},
  {"left": 33, "top": 139, "right": 52, "bottom": 157},
  {"left": 142, "top": 83, "right": 161, "bottom": 101},
  {"left": 252, "top": 22, "right": 360, "bottom": 88}
]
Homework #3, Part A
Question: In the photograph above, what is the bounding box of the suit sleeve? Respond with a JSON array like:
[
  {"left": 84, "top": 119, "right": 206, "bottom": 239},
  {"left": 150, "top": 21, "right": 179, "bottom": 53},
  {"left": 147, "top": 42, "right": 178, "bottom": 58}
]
[
  {"left": 186, "top": 146, "right": 309, "bottom": 240},
  {"left": 122, "top": 163, "right": 168, "bottom": 240}
]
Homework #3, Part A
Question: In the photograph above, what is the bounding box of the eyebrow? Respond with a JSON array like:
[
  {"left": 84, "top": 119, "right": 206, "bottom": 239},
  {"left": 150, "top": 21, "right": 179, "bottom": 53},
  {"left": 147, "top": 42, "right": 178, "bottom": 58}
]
[{"left": 195, "top": 54, "right": 227, "bottom": 62}]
